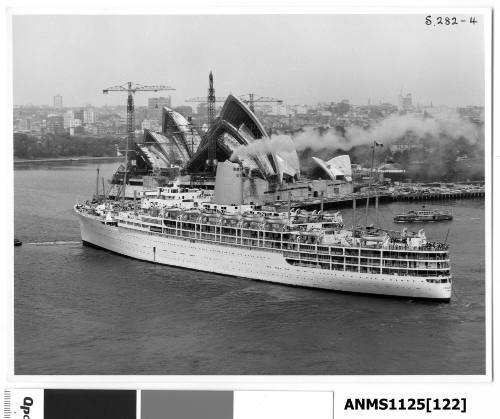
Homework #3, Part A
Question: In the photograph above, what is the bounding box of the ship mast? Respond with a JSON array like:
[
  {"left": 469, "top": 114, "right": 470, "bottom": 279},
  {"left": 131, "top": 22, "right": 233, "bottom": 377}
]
[
  {"left": 365, "top": 140, "right": 383, "bottom": 227},
  {"left": 95, "top": 167, "right": 100, "bottom": 199}
]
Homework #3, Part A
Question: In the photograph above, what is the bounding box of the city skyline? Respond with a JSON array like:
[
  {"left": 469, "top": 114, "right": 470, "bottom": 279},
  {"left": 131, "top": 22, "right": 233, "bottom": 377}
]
[
  {"left": 12, "top": 14, "right": 485, "bottom": 108},
  {"left": 12, "top": 93, "right": 485, "bottom": 111}
]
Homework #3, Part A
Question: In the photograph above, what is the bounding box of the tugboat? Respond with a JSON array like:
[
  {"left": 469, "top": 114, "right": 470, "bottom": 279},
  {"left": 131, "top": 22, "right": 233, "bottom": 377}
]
[
  {"left": 14, "top": 238, "right": 22, "bottom": 247},
  {"left": 394, "top": 206, "right": 453, "bottom": 223}
]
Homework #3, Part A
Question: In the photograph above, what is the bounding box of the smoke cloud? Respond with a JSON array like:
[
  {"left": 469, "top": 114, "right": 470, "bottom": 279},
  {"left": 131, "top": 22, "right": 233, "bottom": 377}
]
[
  {"left": 345, "top": 111, "right": 480, "bottom": 148},
  {"left": 231, "top": 134, "right": 296, "bottom": 160},
  {"left": 230, "top": 110, "right": 481, "bottom": 161}
]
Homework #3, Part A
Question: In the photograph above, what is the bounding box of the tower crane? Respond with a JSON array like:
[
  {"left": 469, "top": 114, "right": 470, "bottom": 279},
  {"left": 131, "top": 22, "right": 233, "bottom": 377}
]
[
  {"left": 239, "top": 93, "right": 283, "bottom": 113},
  {"left": 185, "top": 72, "right": 226, "bottom": 130},
  {"left": 102, "top": 81, "right": 175, "bottom": 198},
  {"left": 185, "top": 71, "right": 226, "bottom": 170},
  {"left": 187, "top": 90, "right": 284, "bottom": 121}
]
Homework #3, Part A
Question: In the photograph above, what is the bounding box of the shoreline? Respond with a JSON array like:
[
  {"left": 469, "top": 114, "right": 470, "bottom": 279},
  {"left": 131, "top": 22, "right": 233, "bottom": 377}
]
[{"left": 14, "top": 156, "right": 123, "bottom": 165}]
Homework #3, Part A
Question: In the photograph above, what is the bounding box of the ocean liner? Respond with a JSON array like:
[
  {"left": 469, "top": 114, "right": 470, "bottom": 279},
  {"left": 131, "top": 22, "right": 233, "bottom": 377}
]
[
  {"left": 76, "top": 86, "right": 451, "bottom": 301},
  {"left": 75, "top": 189, "right": 452, "bottom": 301}
]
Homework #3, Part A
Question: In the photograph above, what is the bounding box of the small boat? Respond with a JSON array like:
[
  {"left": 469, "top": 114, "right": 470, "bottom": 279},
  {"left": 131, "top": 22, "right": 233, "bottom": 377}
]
[
  {"left": 394, "top": 206, "right": 453, "bottom": 223},
  {"left": 14, "top": 238, "right": 22, "bottom": 247}
]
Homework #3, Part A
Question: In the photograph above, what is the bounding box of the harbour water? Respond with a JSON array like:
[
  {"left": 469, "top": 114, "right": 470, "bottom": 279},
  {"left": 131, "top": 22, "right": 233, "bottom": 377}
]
[{"left": 14, "top": 162, "right": 486, "bottom": 375}]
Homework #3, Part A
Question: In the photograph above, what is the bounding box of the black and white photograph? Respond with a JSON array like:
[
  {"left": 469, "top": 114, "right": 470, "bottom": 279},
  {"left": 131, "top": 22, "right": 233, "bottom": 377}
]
[{"left": 10, "top": 12, "right": 490, "bottom": 376}]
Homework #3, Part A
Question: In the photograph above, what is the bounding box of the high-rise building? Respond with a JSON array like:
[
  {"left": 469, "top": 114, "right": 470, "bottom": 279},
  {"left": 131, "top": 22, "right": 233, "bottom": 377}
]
[
  {"left": 148, "top": 96, "right": 172, "bottom": 121},
  {"left": 63, "top": 110, "right": 74, "bottom": 129},
  {"left": 398, "top": 93, "right": 413, "bottom": 111},
  {"left": 83, "top": 107, "right": 96, "bottom": 124},
  {"left": 74, "top": 109, "right": 84, "bottom": 122},
  {"left": 53, "top": 94, "right": 63, "bottom": 109}
]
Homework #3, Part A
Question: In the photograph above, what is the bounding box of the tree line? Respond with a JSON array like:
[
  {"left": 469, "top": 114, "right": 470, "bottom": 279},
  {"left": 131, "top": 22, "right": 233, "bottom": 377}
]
[{"left": 14, "top": 133, "right": 126, "bottom": 159}]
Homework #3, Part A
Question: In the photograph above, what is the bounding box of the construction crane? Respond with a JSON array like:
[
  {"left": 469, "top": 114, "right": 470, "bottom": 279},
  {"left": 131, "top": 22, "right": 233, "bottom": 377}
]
[
  {"left": 185, "top": 72, "right": 225, "bottom": 130},
  {"left": 185, "top": 71, "right": 226, "bottom": 170},
  {"left": 186, "top": 91, "right": 284, "bottom": 120},
  {"left": 102, "top": 81, "right": 175, "bottom": 198},
  {"left": 239, "top": 93, "right": 283, "bottom": 113}
]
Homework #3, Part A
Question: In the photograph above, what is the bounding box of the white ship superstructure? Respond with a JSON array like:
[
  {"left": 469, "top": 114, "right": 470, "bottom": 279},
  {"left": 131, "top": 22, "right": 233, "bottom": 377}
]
[
  {"left": 75, "top": 193, "right": 452, "bottom": 301},
  {"left": 140, "top": 183, "right": 214, "bottom": 210}
]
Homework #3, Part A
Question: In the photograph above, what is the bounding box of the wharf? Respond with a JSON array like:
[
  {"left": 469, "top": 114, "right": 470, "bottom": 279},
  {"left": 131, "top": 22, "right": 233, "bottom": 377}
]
[
  {"left": 392, "top": 190, "right": 485, "bottom": 201},
  {"left": 289, "top": 188, "right": 485, "bottom": 211}
]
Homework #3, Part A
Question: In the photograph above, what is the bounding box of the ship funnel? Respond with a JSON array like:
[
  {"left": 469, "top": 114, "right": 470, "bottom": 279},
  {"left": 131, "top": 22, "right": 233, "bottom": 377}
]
[{"left": 213, "top": 161, "right": 244, "bottom": 205}]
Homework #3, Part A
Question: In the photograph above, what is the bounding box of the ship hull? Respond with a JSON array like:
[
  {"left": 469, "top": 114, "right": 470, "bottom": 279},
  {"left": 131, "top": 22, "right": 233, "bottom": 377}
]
[
  {"left": 78, "top": 213, "right": 451, "bottom": 301},
  {"left": 394, "top": 215, "right": 453, "bottom": 223}
]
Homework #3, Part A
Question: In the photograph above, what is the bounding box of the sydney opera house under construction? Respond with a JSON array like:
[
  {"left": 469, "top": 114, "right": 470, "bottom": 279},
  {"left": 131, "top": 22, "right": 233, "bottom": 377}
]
[{"left": 110, "top": 92, "right": 352, "bottom": 206}]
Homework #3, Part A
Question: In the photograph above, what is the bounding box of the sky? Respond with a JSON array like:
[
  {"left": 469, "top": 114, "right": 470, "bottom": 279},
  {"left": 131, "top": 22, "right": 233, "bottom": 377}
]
[{"left": 12, "top": 14, "right": 486, "bottom": 107}]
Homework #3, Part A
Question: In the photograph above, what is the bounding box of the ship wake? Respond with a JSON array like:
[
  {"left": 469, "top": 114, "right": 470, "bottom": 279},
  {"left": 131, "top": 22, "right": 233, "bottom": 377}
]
[{"left": 26, "top": 241, "right": 81, "bottom": 246}]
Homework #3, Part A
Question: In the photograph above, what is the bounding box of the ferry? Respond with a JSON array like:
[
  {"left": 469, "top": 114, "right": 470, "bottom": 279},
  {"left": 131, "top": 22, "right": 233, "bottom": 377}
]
[
  {"left": 394, "top": 206, "right": 453, "bottom": 223},
  {"left": 75, "top": 192, "right": 452, "bottom": 302}
]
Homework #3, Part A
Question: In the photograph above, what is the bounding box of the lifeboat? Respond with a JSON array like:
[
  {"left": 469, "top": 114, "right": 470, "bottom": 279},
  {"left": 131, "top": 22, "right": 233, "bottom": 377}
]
[
  {"left": 182, "top": 209, "right": 202, "bottom": 221},
  {"left": 206, "top": 214, "right": 223, "bottom": 225},
  {"left": 264, "top": 216, "right": 289, "bottom": 231},
  {"left": 222, "top": 213, "right": 242, "bottom": 220},
  {"left": 243, "top": 213, "right": 264, "bottom": 223},
  {"left": 164, "top": 208, "right": 183, "bottom": 219},
  {"left": 265, "top": 217, "right": 288, "bottom": 224},
  {"left": 265, "top": 214, "right": 288, "bottom": 222},
  {"left": 361, "top": 235, "right": 386, "bottom": 242},
  {"left": 293, "top": 215, "right": 309, "bottom": 223},
  {"left": 222, "top": 213, "right": 242, "bottom": 226}
]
